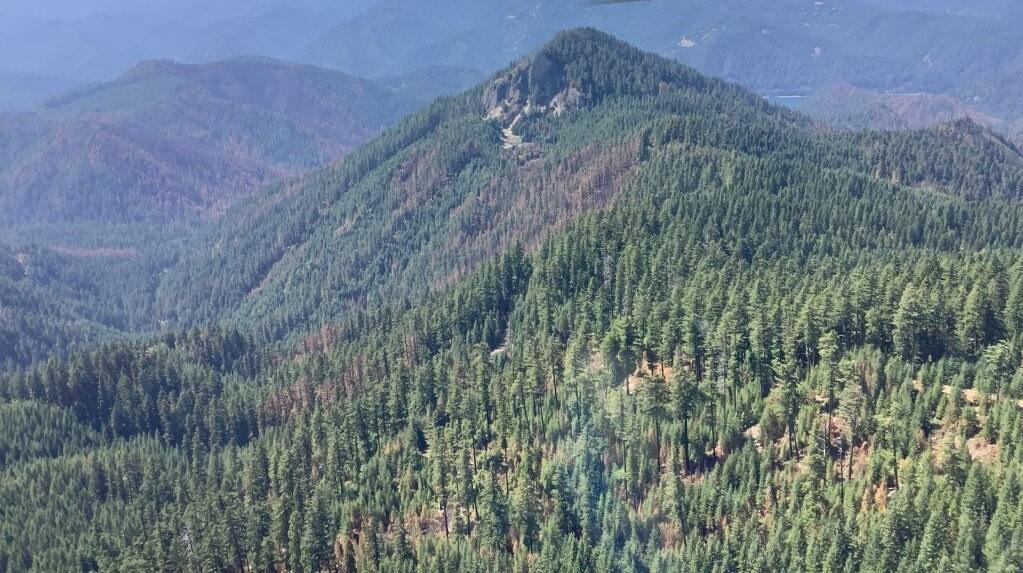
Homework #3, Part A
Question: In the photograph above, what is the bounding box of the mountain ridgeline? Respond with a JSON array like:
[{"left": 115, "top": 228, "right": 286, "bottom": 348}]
[
  {"left": 157, "top": 29, "right": 1023, "bottom": 339},
  {"left": 5, "top": 28, "right": 1023, "bottom": 572},
  {"left": 0, "top": 57, "right": 417, "bottom": 225}
]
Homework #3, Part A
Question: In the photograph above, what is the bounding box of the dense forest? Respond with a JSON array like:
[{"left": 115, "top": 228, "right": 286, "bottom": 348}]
[
  {"left": 154, "top": 30, "right": 1023, "bottom": 341},
  {"left": 3, "top": 29, "right": 1023, "bottom": 572}
]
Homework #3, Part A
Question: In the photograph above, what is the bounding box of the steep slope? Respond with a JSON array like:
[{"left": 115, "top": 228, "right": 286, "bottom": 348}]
[
  {"left": 0, "top": 244, "right": 123, "bottom": 370},
  {"left": 0, "top": 58, "right": 417, "bottom": 224},
  {"left": 157, "top": 28, "right": 1023, "bottom": 339}
]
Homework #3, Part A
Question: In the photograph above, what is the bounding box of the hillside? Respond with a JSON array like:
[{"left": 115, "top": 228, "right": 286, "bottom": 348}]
[
  {"left": 158, "top": 28, "right": 1023, "bottom": 337},
  {"left": 156, "top": 27, "right": 805, "bottom": 332},
  {"left": 0, "top": 57, "right": 417, "bottom": 224},
  {"left": 6, "top": 28, "right": 1023, "bottom": 573},
  {"left": 780, "top": 84, "right": 1001, "bottom": 131},
  {"left": 0, "top": 231, "right": 173, "bottom": 370},
  {"left": 0, "top": 244, "right": 116, "bottom": 370}
]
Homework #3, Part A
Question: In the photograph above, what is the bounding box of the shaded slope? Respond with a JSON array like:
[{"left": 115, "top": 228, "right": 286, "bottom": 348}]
[{"left": 0, "top": 244, "right": 124, "bottom": 370}]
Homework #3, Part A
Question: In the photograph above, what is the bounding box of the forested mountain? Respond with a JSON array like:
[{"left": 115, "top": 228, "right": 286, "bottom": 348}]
[
  {"left": 0, "top": 244, "right": 118, "bottom": 370},
  {"left": 0, "top": 227, "right": 178, "bottom": 371},
  {"left": 6, "top": 28, "right": 1023, "bottom": 572},
  {"left": 156, "top": 27, "right": 806, "bottom": 333},
  {"left": 0, "top": 58, "right": 416, "bottom": 224},
  {"left": 156, "top": 29, "right": 1023, "bottom": 339}
]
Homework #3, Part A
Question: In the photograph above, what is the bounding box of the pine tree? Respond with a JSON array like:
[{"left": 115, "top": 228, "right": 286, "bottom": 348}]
[
  {"left": 511, "top": 449, "right": 541, "bottom": 550},
  {"left": 915, "top": 505, "right": 948, "bottom": 571},
  {"left": 432, "top": 427, "right": 451, "bottom": 538},
  {"left": 638, "top": 373, "right": 669, "bottom": 475},
  {"left": 954, "top": 463, "right": 990, "bottom": 572},
  {"left": 893, "top": 285, "right": 924, "bottom": 361},
  {"left": 959, "top": 285, "right": 993, "bottom": 357},
  {"left": 671, "top": 369, "right": 706, "bottom": 474},
  {"left": 301, "top": 490, "right": 330, "bottom": 573},
  {"left": 479, "top": 468, "right": 510, "bottom": 552}
]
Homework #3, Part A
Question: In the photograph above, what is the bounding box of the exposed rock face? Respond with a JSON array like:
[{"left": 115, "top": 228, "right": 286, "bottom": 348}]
[
  {"left": 526, "top": 53, "right": 563, "bottom": 104},
  {"left": 483, "top": 52, "right": 584, "bottom": 148}
]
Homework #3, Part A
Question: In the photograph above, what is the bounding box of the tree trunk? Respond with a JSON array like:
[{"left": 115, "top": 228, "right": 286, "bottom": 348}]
[
  {"left": 654, "top": 421, "right": 662, "bottom": 480},
  {"left": 681, "top": 415, "right": 690, "bottom": 475},
  {"left": 441, "top": 503, "right": 449, "bottom": 539}
]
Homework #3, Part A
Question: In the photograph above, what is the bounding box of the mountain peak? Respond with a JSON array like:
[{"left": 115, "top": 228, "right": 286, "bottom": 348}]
[
  {"left": 483, "top": 28, "right": 662, "bottom": 114},
  {"left": 122, "top": 58, "right": 183, "bottom": 79},
  {"left": 481, "top": 27, "right": 762, "bottom": 148}
]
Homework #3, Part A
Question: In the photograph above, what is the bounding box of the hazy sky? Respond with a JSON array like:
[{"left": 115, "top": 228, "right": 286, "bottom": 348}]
[
  {"left": 0, "top": 0, "right": 376, "bottom": 21},
  {"left": 0, "top": 0, "right": 378, "bottom": 79}
]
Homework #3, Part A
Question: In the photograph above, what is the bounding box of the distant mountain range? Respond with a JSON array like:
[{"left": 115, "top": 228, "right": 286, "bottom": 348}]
[
  {"left": 4, "top": 0, "right": 1022, "bottom": 134},
  {"left": 776, "top": 84, "right": 1001, "bottom": 131},
  {"left": 0, "top": 73, "right": 81, "bottom": 112},
  {"left": 0, "top": 57, "right": 417, "bottom": 224},
  {"left": 273, "top": 0, "right": 1023, "bottom": 127}
]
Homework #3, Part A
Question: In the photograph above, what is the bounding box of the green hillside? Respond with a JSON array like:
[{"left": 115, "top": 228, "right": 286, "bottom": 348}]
[
  {"left": 4, "top": 29, "right": 1023, "bottom": 572},
  {"left": 159, "top": 29, "right": 1023, "bottom": 338}
]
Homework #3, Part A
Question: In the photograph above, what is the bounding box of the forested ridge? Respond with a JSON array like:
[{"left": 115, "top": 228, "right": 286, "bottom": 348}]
[
  {"left": 154, "top": 30, "right": 1023, "bottom": 341},
  {"left": 4, "top": 28, "right": 1023, "bottom": 572},
  {"left": 0, "top": 57, "right": 417, "bottom": 226}
]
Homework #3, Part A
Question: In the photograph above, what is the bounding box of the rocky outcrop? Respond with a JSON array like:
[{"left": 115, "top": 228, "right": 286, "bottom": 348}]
[{"left": 483, "top": 52, "right": 584, "bottom": 148}]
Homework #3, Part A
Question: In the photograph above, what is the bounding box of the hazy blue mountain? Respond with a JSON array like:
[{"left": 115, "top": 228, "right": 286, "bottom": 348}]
[
  {"left": 861, "top": 0, "right": 1022, "bottom": 17},
  {"left": 0, "top": 57, "right": 417, "bottom": 225},
  {"left": 4, "top": 0, "right": 1022, "bottom": 133},
  {"left": 378, "top": 65, "right": 485, "bottom": 102},
  {"left": 288, "top": 0, "right": 1023, "bottom": 129},
  {"left": 0, "top": 74, "right": 81, "bottom": 112},
  {"left": 0, "top": 1, "right": 377, "bottom": 80},
  {"left": 777, "top": 84, "right": 1001, "bottom": 131}
]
